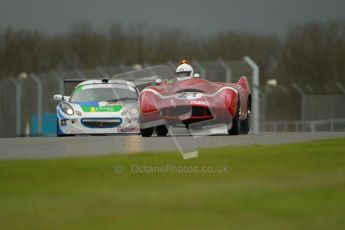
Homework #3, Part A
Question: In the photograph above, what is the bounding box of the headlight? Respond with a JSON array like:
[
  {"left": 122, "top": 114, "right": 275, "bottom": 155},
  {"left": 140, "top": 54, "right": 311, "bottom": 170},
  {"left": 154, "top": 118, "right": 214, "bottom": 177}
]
[
  {"left": 121, "top": 105, "right": 139, "bottom": 117},
  {"left": 129, "top": 107, "right": 139, "bottom": 116},
  {"left": 61, "top": 102, "right": 74, "bottom": 115}
]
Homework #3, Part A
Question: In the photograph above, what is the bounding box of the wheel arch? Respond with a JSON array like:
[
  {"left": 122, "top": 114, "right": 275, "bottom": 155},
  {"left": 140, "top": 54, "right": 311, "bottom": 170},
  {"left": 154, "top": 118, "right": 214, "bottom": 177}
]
[{"left": 248, "top": 94, "right": 252, "bottom": 112}]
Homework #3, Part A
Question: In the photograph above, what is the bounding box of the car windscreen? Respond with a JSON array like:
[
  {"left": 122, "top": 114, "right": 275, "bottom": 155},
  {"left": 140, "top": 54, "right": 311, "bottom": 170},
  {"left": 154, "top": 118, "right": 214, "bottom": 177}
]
[
  {"left": 70, "top": 84, "right": 138, "bottom": 103},
  {"left": 111, "top": 65, "right": 176, "bottom": 90}
]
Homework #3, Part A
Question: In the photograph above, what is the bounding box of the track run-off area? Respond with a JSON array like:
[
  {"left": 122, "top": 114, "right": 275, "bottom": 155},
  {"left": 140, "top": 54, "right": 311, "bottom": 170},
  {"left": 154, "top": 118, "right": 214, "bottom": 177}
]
[{"left": 1, "top": 132, "right": 345, "bottom": 160}]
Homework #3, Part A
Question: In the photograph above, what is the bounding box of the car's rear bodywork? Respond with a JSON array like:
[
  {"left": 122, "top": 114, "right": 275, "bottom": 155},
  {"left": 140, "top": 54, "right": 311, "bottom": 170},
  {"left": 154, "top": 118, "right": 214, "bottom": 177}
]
[{"left": 139, "top": 76, "right": 251, "bottom": 136}]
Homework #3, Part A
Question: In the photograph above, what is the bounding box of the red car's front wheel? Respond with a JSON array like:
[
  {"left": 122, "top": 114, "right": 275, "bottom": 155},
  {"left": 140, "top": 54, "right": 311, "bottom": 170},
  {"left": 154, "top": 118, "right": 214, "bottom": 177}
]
[
  {"left": 156, "top": 125, "right": 168, "bottom": 137},
  {"left": 140, "top": 127, "right": 154, "bottom": 137}
]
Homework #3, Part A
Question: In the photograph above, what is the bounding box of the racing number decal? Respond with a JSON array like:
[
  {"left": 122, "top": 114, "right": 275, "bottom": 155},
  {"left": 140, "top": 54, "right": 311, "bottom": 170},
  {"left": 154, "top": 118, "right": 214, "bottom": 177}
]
[
  {"left": 177, "top": 92, "right": 199, "bottom": 99},
  {"left": 175, "top": 92, "right": 209, "bottom": 105},
  {"left": 178, "top": 92, "right": 187, "bottom": 99}
]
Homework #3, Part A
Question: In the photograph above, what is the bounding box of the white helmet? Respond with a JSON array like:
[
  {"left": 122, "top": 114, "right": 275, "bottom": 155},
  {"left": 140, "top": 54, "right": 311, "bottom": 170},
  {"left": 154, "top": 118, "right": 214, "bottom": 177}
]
[{"left": 175, "top": 60, "right": 194, "bottom": 81}]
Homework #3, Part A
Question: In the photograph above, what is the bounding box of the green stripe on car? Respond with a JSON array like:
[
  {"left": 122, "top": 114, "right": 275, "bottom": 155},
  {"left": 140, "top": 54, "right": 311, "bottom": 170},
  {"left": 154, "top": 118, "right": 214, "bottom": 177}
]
[{"left": 81, "top": 105, "right": 123, "bottom": 112}]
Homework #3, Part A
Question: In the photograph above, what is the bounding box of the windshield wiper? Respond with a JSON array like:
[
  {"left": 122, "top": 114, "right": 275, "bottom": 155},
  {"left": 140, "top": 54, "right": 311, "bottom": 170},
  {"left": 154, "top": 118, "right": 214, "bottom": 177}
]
[{"left": 107, "top": 97, "right": 138, "bottom": 102}]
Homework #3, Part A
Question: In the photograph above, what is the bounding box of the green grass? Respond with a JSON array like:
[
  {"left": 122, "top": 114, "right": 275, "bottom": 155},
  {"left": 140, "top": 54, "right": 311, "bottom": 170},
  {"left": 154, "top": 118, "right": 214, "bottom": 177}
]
[{"left": 1, "top": 138, "right": 345, "bottom": 230}]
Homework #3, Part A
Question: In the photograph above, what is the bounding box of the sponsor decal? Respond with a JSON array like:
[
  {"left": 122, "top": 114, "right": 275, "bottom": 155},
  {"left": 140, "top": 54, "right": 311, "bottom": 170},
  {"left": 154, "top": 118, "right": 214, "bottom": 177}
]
[
  {"left": 119, "top": 126, "right": 138, "bottom": 132},
  {"left": 98, "top": 102, "right": 108, "bottom": 107},
  {"left": 82, "top": 84, "right": 114, "bottom": 89},
  {"left": 60, "top": 119, "right": 67, "bottom": 126},
  {"left": 81, "top": 104, "right": 123, "bottom": 112},
  {"left": 191, "top": 101, "right": 209, "bottom": 105},
  {"left": 81, "top": 84, "right": 136, "bottom": 91}
]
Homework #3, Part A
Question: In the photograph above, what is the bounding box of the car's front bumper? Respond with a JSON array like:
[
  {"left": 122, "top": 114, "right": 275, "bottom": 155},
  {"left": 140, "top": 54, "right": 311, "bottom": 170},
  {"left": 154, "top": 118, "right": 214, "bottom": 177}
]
[{"left": 57, "top": 117, "right": 139, "bottom": 135}]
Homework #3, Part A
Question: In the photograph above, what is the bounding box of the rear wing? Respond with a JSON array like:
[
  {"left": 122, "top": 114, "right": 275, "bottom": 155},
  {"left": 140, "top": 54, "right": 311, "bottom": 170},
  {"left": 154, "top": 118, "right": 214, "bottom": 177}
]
[
  {"left": 111, "top": 65, "right": 175, "bottom": 90},
  {"left": 64, "top": 79, "right": 85, "bottom": 84},
  {"left": 63, "top": 79, "right": 85, "bottom": 95},
  {"left": 115, "top": 77, "right": 161, "bottom": 90}
]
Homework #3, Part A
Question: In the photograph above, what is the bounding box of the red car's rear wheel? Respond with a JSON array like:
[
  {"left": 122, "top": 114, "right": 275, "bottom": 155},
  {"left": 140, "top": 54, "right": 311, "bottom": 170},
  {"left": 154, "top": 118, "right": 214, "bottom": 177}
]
[
  {"left": 240, "top": 96, "right": 251, "bottom": 134},
  {"left": 228, "top": 101, "right": 240, "bottom": 135}
]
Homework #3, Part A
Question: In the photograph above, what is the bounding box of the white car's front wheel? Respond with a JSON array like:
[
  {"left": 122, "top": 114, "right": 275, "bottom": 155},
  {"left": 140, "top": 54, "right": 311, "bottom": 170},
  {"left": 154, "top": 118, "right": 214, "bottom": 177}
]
[{"left": 56, "top": 119, "right": 65, "bottom": 137}]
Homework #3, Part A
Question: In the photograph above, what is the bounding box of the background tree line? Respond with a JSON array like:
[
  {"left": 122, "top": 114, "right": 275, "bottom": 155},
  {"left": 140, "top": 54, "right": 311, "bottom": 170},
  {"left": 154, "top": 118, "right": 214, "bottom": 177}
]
[{"left": 0, "top": 20, "right": 344, "bottom": 84}]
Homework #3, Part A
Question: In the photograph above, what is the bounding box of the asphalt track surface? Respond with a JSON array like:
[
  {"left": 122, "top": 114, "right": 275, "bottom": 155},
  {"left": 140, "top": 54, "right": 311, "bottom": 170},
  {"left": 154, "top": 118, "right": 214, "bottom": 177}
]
[{"left": 1, "top": 132, "right": 345, "bottom": 160}]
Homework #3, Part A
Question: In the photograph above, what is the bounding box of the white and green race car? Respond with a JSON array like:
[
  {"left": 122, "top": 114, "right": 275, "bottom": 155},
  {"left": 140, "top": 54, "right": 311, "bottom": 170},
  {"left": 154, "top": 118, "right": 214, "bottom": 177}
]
[{"left": 54, "top": 79, "right": 140, "bottom": 136}]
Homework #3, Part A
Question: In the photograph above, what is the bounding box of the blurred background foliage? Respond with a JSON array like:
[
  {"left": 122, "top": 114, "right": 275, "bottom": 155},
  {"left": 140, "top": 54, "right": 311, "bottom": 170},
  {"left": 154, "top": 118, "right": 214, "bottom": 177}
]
[{"left": 0, "top": 20, "right": 344, "bottom": 84}]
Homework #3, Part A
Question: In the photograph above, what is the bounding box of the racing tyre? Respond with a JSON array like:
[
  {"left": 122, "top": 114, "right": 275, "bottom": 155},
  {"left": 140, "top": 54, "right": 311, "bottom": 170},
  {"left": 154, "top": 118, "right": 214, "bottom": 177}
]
[
  {"left": 156, "top": 125, "right": 168, "bottom": 137},
  {"left": 228, "top": 101, "right": 240, "bottom": 135},
  {"left": 140, "top": 127, "right": 154, "bottom": 137},
  {"left": 56, "top": 119, "right": 65, "bottom": 137},
  {"left": 240, "top": 100, "right": 251, "bottom": 134},
  {"left": 240, "top": 112, "right": 250, "bottom": 134}
]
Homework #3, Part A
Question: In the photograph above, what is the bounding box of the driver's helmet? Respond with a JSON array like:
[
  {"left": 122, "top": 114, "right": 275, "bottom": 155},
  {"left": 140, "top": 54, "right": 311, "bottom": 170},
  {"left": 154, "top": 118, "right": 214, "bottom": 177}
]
[{"left": 175, "top": 60, "right": 194, "bottom": 81}]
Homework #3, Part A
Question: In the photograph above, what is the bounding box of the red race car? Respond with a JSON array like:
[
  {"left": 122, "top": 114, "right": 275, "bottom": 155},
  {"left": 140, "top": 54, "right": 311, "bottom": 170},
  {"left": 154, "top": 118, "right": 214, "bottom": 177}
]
[{"left": 138, "top": 73, "right": 251, "bottom": 137}]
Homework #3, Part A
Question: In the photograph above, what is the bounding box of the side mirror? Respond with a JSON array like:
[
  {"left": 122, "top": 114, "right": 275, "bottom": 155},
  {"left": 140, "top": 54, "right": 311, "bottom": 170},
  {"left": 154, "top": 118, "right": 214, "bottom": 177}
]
[
  {"left": 194, "top": 73, "right": 200, "bottom": 78},
  {"left": 155, "top": 78, "right": 162, "bottom": 86},
  {"left": 54, "top": 94, "right": 63, "bottom": 101}
]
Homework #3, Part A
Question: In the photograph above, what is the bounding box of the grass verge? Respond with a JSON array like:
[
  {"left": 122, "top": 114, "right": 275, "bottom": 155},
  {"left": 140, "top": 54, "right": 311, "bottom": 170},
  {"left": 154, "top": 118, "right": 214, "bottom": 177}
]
[{"left": 0, "top": 138, "right": 345, "bottom": 229}]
